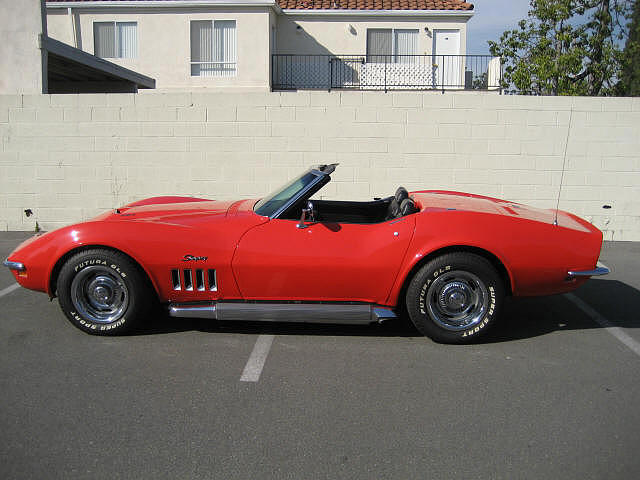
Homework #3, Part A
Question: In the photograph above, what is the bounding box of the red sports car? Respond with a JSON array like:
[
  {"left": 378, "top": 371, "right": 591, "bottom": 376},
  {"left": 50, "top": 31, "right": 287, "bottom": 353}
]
[{"left": 4, "top": 164, "right": 609, "bottom": 343}]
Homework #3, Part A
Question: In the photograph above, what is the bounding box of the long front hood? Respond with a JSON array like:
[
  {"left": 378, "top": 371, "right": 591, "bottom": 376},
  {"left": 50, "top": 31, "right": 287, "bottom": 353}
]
[
  {"left": 411, "top": 190, "right": 592, "bottom": 232},
  {"left": 93, "top": 196, "right": 240, "bottom": 225}
]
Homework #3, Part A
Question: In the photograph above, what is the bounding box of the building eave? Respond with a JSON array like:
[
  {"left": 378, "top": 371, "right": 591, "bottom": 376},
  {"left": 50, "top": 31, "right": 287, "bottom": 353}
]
[
  {"left": 46, "top": 0, "right": 280, "bottom": 9},
  {"left": 41, "top": 34, "right": 156, "bottom": 89},
  {"left": 281, "top": 8, "right": 473, "bottom": 17},
  {"left": 45, "top": 1, "right": 471, "bottom": 16}
]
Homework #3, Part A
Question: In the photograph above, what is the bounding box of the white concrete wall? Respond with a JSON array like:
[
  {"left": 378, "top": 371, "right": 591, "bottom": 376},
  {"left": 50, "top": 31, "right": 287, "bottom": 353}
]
[
  {"left": 0, "top": 0, "right": 45, "bottom": 94},
  {"left": 46, "top": 6, "right": 273, "bottom": 90},
  {"left": 1, "top": 92, "right": 639, "bottom": 240}
]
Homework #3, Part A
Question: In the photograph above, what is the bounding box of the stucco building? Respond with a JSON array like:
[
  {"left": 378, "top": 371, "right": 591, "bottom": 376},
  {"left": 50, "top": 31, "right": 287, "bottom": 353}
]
[{"left": 45, "top": 0, "right": 486, "bottom": 91}]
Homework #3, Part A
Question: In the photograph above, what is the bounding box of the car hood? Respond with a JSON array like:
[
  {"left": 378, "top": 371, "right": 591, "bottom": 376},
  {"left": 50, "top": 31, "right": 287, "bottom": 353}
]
[
  {"left": 411, "top": 190, "right": 592, "bottom": 232},
  {"left": 92, "top": 196, "right": 240, "bottom": 225}
]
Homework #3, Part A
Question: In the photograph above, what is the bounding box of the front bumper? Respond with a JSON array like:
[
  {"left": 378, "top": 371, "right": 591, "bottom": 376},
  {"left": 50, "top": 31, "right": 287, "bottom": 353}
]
[
  {"left": 3, "top": 258, "right": 25, "bottom": 272},
  {"left": 567, "top": 261, "right": 610, "bottom": 278}
]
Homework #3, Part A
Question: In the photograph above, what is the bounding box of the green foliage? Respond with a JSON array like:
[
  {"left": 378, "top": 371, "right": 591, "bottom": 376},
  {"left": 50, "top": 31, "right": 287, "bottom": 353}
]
[
  {"left": 489, "top": 0, "right": 633, "bottom": 95},
  {"left": 617, "top": 0, "right": 640, "bottom": 95},
  {"left": 472, "top": 71, "right": 489, "bottom": 89}
]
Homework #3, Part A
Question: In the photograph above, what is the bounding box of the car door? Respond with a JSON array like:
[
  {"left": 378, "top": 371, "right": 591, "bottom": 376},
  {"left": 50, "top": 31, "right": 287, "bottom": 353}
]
[{"left": 232, "top": 215, "right": 416, "bottom": 304}]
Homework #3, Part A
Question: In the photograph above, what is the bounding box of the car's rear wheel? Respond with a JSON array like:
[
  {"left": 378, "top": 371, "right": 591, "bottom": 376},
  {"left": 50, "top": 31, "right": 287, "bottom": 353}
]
[
  {"left": 57, "top": 249, "right": 152, "bottom": 335},
  {"left": 406, "top": 253, "right": 504, "bottom": 343}
]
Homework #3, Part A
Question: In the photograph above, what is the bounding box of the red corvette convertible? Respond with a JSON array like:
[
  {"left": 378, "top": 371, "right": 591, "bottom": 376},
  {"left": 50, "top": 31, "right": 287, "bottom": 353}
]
[{"left": 4, "top": 164, "right": 609, "bottom": 343}]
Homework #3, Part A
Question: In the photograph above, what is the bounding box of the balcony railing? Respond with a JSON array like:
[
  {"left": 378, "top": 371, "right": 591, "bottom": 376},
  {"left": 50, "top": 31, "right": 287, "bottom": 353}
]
[{"left": 272, "top": 54, "right": 501, "bottom": 92}]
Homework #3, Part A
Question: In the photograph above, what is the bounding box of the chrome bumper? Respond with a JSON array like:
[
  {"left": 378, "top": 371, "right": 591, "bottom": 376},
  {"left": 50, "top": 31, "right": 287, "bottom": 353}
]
[
  {"left": 3, "top": 258, "right": 25, "bottom": 272},
  {"left": 567, "top": 261, "right": 610, "bottom": 278}
]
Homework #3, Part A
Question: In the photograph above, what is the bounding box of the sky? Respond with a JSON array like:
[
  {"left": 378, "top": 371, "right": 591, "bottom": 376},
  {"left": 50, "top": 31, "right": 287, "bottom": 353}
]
[{"left": 466, "top": 0, "right": 532, "bottom": 55}]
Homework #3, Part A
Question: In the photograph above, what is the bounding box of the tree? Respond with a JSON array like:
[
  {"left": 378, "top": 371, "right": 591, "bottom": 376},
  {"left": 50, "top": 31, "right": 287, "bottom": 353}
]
[
  {"left": 617, "top": 0, "right": 640, "bottom": 95},
  {"left": 488, "top": 0, "right": 633, "bottom": 95}
]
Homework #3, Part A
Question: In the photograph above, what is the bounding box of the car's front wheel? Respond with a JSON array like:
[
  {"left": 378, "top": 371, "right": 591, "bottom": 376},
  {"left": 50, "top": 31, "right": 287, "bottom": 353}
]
[
  {"left": 57, "top": 249, "right": 152, "bottom": 335},
  {"left": 406, "top": 253, "right": 505, "bottom": 343}
]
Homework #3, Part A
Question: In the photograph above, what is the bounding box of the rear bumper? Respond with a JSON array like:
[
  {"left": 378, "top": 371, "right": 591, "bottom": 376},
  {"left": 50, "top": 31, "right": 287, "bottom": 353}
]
[{"left": 567, "top": 261, "right": 610, "bottom": 278}]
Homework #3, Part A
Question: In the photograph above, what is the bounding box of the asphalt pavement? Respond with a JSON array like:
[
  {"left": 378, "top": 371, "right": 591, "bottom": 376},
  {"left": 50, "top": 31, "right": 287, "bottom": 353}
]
[{"left": 1, "top": 232, "right": 639, "bottom": 480}]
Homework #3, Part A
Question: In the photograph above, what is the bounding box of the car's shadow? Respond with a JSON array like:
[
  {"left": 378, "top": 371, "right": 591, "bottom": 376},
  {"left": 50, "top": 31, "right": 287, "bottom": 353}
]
[
  {"left": 133, "top": 279, "right": 640, "bottom": 343},
  {"left": 136, "top": 308, "right": 422, "bottom": 338},
  {"left": 481, "top": 279, "right": 640, "bottom": 344}
]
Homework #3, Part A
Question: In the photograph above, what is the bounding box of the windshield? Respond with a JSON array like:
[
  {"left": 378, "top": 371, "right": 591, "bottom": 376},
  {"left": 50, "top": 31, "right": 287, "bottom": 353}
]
[{"left": 254, "top": 170, "right": 319, "bottom": 217}]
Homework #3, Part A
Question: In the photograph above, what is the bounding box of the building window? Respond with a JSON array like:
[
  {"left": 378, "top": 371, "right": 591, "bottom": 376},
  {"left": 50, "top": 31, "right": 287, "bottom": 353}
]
[
  {"left": 366, "top": 29, "right": 418, "bottom": 63},
  {"left": 190, "top": 20, "right": 237, "bottom": 77},
  {"left": 94, "top": 22, "right": 137, "bottom": 59}
]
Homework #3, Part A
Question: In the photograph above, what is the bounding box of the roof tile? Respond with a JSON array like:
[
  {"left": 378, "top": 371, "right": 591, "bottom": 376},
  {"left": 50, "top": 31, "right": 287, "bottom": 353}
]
[
  {"left": 278, "top": 0, "right": 474, "bottom": 8},
  {"left": 47, "top": 0, "right": 474, "bottom": 10}
]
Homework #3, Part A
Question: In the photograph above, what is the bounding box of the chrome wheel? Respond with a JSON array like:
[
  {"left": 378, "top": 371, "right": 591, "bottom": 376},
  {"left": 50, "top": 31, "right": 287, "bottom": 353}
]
[
  {"left": 425, "top": 270, "right": 489, "bottom": 331},
  {"left": 70, "top": 266, "right": 129, "bottom": 323}
]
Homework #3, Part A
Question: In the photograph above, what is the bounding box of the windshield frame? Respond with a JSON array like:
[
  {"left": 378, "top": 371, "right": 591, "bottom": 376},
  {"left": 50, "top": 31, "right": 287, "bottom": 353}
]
[{"left": 253, "top": 165, "right": 337, "bottom": 219}]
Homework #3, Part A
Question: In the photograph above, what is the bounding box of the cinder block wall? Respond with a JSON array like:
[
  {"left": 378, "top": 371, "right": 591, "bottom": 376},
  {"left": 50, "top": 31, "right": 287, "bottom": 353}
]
[{"left": 1, "top": 92, "right": 639, "bottom": 240}]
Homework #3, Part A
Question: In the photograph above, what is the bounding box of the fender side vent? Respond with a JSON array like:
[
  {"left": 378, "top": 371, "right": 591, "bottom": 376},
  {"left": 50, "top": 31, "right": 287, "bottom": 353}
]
[
  {"left": 172, "top": 268, "right": 215, "bottom": 292},
  {"left": 208, "top": 269, "right": 217, "bottom": 291},
  {"left": 195, "top": 269, "right": 205, "bottom": 291},
  {"left": 183, "top": 269, "right": 193, "bottom": 291},
  {"left": 171, "top": 269, "right": 181, "bottom": 290}
]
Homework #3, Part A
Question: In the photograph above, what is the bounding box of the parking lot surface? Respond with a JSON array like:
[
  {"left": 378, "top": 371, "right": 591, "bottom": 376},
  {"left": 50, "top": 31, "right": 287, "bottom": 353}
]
[{"left": 1, "top": 233, "right": 639, "bottom": 479}]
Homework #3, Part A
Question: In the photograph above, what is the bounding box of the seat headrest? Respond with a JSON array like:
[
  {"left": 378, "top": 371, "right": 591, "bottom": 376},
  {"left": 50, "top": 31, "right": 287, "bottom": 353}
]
[
  {"left": 386, "top": 198, "right": 400, "bottom": 220},
  {"left": 395, "top": 187, "right": 408, "bottom": 204},
  {"left": 399, "top": 198, "right": 418, "bottom": 216}
]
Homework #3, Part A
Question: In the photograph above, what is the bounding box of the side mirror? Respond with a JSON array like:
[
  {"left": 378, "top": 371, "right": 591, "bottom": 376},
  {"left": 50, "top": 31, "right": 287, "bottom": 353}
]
[{"left": 297, "top": 200, "right": 315, "bottom": 229}]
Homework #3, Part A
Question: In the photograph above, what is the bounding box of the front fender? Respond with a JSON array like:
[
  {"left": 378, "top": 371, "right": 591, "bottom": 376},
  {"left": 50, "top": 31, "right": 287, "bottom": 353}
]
[
  {"left": 8, "top": 219, "right": 254, "bottom": 302},
  {"left": 7, "top": 223, "right": 189, "bottom": 297}
]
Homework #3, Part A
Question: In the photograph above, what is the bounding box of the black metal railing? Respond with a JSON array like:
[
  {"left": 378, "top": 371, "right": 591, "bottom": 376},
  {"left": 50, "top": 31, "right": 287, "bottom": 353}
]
[{"left": 272, "top": 54, "right": 501, "bottom": 92}]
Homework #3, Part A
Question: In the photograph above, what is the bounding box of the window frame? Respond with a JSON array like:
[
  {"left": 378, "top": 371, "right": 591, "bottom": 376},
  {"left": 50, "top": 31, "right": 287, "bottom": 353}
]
[
  {"left": 93, "top": 21, "right": 138, "bottom": 59},
  {"left": 366, "top": 28, "right": 419, "bottom": 63},
  {"left": 189, "top": 19, "right": 238, "bottom": 78}
]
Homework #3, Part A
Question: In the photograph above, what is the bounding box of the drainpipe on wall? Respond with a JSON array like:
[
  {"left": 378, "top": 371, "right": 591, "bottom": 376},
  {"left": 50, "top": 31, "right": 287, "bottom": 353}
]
[{"left": 41, "top": 0, "right": 48, "bottom": 93}]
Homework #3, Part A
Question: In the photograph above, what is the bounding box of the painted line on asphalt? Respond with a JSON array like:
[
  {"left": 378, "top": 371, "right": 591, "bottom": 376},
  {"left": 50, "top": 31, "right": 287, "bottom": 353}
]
[
  {"left": 566, "top": 293, "right": 640, "bottom": 358},
  {"left": 0, "top": 283, "right": 20, "bottom": 298},
  {"left": 240, "top": 334, "right": 275, "bottom": 382}
]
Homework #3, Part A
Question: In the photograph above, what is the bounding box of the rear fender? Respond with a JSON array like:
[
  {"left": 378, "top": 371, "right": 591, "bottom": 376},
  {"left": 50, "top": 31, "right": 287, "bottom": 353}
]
[{"left": 386, "top": 242, "right": 514, "bottom": 306}]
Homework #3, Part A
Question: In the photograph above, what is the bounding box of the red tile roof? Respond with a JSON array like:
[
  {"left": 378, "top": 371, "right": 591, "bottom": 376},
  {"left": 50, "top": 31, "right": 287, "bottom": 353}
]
[
  {"left": 278, "top": 0, "right": 473, "bottom": 10},
  {"left": 47, "top": 0, "right": 474, "bottom": 10}
]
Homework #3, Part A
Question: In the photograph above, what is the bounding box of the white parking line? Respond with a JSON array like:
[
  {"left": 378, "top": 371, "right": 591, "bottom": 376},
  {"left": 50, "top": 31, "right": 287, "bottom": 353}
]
[
  {"left": 566, "top": 293, "right": 640, "bottom": 358},
  {"left": 240, "top": 334, "right": 275, "bottom": 382},
  {"left": 0, "top": 283, "right": 20, "bottom": 298}
]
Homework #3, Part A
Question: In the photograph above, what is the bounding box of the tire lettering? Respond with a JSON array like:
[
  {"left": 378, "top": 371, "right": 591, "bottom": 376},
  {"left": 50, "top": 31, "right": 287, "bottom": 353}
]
[
  {"left": 462, "top": 284, "right": 497, "bottom": 337},
  {"left": 99, "top": 318, "right": 126, "bottom": 331},
  {"left": 73, "top": 260, "right": 128, "bottom": 278},
  {"left": 419, "top": 282, "right": 430, "bottom": 314},
  {"left": 432, "top": 266, "right": 452, "bottom": 279},
  {"left": 109, "top": 264, "right": 128, "bottom": 278},
  {"left": 71, "top": 310, "right": 125, "bottom": 331},
  {"left": 74, "top": 259, "right": 107, "bottom": 272}
]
